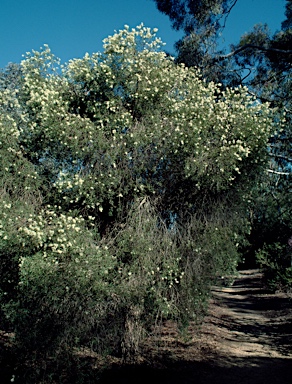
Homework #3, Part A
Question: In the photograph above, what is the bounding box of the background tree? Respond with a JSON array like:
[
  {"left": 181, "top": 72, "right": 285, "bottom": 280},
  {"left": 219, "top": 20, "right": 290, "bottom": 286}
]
[
  {"left": 215, "top": 2, "right": 292, "bottom": 286},
  {"left": 153, "top": 0, "right": 239, "bottom": 83},
  {"left": 231, "top": 10, "right": 292, "bottom": 286}
]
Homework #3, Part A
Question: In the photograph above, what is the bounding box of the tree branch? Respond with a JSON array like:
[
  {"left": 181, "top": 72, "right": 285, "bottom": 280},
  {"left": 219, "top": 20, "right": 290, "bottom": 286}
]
[
  {"left": 220, "top": 0, "right": 238, "bottom": 30},
  {"left": 266, "top": 169, "right": 291, "bottom": 176},
  {"left": 215, "top": 44, "right": 292, "bottom": 62}
]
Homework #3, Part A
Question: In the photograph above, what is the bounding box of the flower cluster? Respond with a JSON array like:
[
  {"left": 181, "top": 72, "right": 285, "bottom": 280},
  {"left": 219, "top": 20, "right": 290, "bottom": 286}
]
[{"left": 16, "top": 207, "right": 93, "bottom": 261}]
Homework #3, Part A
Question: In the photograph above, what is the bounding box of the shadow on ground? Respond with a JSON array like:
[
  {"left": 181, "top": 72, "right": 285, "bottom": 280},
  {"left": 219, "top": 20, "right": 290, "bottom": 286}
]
[
  {"left": 97, "top": 356, "right": 291, "bottom": 384},
  {"left": 3, "top": 351, "right": 290, "bottom": 384}
]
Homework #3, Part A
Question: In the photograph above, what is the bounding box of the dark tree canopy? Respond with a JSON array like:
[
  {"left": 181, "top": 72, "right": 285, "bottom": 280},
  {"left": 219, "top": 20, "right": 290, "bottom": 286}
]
[
  {"left": 282, "top": 0, "right": 292, "bottom": 30},
  {"left": 153, "top": 0, "right": 236, "bottom": 33}
]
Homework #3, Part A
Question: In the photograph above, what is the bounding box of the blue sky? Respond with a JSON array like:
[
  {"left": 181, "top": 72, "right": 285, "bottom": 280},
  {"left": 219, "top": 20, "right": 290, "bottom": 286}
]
[{"left": 0, "top": 0, "right": 287, "bottom": 68}]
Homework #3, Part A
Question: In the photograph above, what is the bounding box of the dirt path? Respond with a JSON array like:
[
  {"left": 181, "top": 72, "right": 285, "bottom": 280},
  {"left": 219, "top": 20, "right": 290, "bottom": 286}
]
[
  {"left": 100, "top": 269, "right": 292, "bottom": 384},
  {"left": 206, "top": 269, "right": 292, "bottom": 360}
]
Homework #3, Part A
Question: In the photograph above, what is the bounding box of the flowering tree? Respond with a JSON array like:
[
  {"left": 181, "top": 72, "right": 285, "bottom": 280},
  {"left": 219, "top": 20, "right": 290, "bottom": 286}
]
[{"left": 0, "top": 25, "right": 276, "bottom": 374}]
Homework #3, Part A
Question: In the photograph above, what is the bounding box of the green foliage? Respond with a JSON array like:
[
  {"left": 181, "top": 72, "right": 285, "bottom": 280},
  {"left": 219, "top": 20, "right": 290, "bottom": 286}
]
[
  {"left": 0, "top": 24, "right": 277, "bottom": 379},
  {"left": 256, "top": 242, "right": 292, "bottom": 291}
]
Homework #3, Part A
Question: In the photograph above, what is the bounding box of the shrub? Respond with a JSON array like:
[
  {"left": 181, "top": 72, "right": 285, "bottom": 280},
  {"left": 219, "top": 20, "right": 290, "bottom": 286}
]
[
  {"left": 0, "top": 24, "right": 278, "bottom": 379},
  {"left": 256, "top": 242, "right": 292, "bottom": 291}
]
